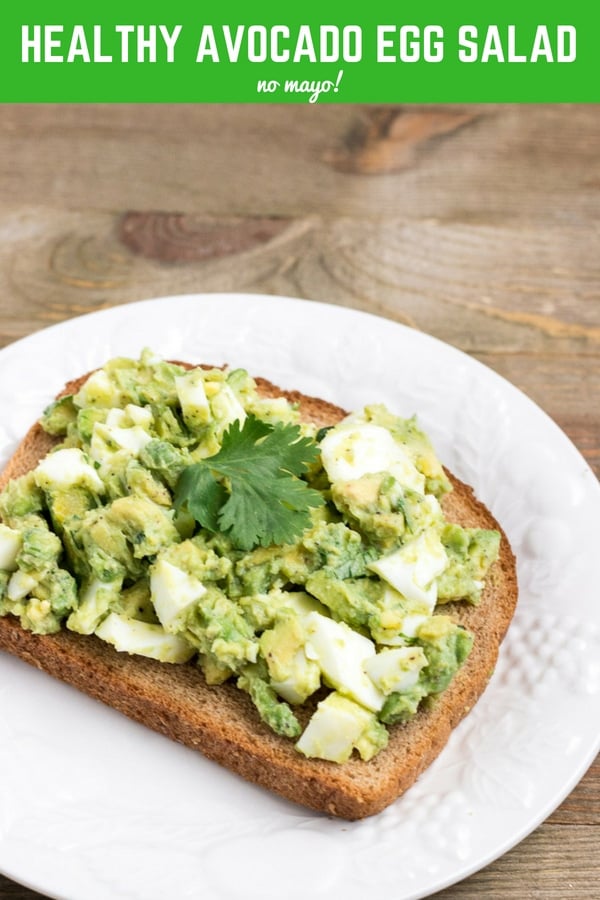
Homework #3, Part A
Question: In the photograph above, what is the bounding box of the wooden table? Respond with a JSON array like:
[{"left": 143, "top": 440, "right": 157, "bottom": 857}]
[{"left": 0, "top": 104, "right": 598, "bottom": 898}]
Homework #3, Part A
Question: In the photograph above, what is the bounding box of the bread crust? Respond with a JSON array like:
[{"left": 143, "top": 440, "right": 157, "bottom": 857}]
[{"left": 0, "top": 366, "right": 518, "bottom": 819}]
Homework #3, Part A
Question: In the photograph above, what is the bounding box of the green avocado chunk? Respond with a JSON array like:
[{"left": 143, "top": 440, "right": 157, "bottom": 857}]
[
  {"left": 437, "top": 524, "right": 500, "bottom": 604},
  {"left": 237, "top": 662, "right": 302, "bottom": 738}
]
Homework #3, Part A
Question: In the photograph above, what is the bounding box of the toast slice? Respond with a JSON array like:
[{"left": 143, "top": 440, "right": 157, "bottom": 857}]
[{"left": 0, "top": 367, "right": 518, "bottom": 819}]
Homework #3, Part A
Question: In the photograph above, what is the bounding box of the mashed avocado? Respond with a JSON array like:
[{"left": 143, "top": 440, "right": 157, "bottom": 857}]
[{"left": 0, "top": 349, "right": 501, "bottom": 763}]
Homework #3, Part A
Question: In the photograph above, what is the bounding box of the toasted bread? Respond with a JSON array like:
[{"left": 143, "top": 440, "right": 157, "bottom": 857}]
[{"left": 0, "top": 367, "right": 517, "bottom": 819}]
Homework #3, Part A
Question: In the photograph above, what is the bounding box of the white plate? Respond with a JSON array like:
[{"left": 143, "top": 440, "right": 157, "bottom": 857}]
[{"left": 0, "top": 293, "right": 598, "bottom": 900}]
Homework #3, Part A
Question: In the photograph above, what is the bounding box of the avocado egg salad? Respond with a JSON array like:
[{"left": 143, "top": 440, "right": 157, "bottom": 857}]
[{"left": 0, "top": 350, "right": 500, "bottom": 764}]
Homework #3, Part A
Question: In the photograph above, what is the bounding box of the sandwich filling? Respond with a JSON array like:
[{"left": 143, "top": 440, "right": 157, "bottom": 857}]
[{"left": 0, "top": 350, "right": 500, "bottom": 763}]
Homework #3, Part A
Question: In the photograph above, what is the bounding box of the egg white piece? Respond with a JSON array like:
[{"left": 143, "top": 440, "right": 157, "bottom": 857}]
[
  {"left": 304, "top": 611, "right": 385, "bottom": 712},
  {"left": 211, "top": 384, "right": 247, "bottom": 429},
  {"left": 105, "top": 425, "right": 153, "bottom": 454},
  {"left": 125, "top": 404, "right": 153, "bottom": 427},
  {"left": 95, "top": 612, "right": 195, "bottom": 663},
  {"left": 296, "top": 692, "right": 374, "bottom": 763},
  {"left": 280, "top": 591, "right": 328, "bottom": 620},
  {"left": 67, "top": 577, "right": 122, "bottom": 635},
  {"left": 320, "top": 423, "right": 425, "bottom": 492},
  {"left": 364, "top": 646, "right": 428, "bottom": 695},
  {"left": 7, "top": 570, "right": 38, "bottom": 602},
  {"left": 369, "top": 530, "right": 448, "bottom": 612},
  {"left": 34, "top": 447, "right": 105, "bottom": 494},
  {"left": 271, "top": 648, "right": 321, "bottom": 705},
  {"left": 74, "top": 369, "right": 119, "bottom": 408},
  {"left": 175, "top": 370, "right": 211, "bottom": 427},
  {"left": 150, "top": 559, "right": 207, "bottom": 631},
  {"left": 0, "top": 523, "right": 22, "bottom": 571}
]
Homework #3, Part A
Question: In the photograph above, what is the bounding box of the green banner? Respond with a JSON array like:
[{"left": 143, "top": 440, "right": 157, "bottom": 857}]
[{"left": 1, "top": 0, "right": 597, "bottom": 102}]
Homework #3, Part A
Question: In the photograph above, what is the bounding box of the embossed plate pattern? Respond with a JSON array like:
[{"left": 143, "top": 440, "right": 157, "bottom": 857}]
[{"left": 0, "top": 294, "right": 598, "bottom": 900}]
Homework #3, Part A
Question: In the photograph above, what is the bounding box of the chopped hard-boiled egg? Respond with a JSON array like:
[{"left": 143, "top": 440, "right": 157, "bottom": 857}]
[
  {"left": 95, "top": 612, "right": 195, "bottom": 663},
  {"left": 175, "top": 370, "right": 211, "bottom": 429},
  {"left": 125, "top": 404, "right": 153, "bottom": 428},
  {"left": 0, "top": 523, "right": 22, "bottom": 571},
  {"left": 26, "top": 596, "right": 52, "bottom": 626},
  {"left": 319, "top": 423, "right": 425, "bottom": 492},
  {"left": 105, "top": 408, "right": 127, "bottom": 428},
  {"left": 249, "top": 396, "right": 298, "bottom": 425},
  {"left": 304, "top": 611, "right": 385, "bottom": 712},
  {"left": 91, "top": 423, "right": 153, "bottom": 462},
  {"left": 7, "top": 570, "right": 38, "bottom": 601},
  {"left": 372, "top": 610, "right": 429, "bottom": 646},
  {"left": 67, "top": 577, "right": 122, "bottom": 635},
  {"left": 74, "top": 369, "right": 119, "bottom": 409},
  {"left": 363, "top": 646, "right": 428, "bottom": 695},
  {"left": 211, "top": 385, "right": 247, "bottom": 430},
  {"left": 295, "top": 691, "right": 375, "bottom": 763},
  {"left": 367, "top": 587, "right": 433, "bottom": 647},
  {"left": 150, "top": 559, "right": 207, "bottom": 631},
  {"left": 34, "top": 448, "right": 105, "bottom": 494},
  {"left": 108, "top": 424, "right": 153, "bottom": 454},
  {"left": 104, "top": 404, "right": 153, "bottom": 430},
  {"left": 271, "top": 647, "right": 321, "bottom": 705},
  {"left": 397, "top": 613, "right": 429, "bottom": 638},
  {"left": 260, "top": 614, "right": 321, "bottom": 705},
  {"left": 368, "top": 530, "right": 448, "bottom": 612},
  {"left": 279, "top": 591, "right": 329, "bottom": 620},
  {"left": 89, "top": 404, "right": 154, "bottom": 464}
]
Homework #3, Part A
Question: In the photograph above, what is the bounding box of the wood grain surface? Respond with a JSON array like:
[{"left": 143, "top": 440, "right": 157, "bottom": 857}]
[{"left": 0, "top": 103, "right": 598, "bottom": 899}]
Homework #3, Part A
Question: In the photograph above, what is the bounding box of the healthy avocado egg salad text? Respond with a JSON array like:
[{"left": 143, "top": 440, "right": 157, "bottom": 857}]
[{"left": 0, "top": 351, "right": 500, "bottom": 763}]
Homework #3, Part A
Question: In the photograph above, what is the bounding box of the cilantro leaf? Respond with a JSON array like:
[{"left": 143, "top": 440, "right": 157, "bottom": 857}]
[
  {"left": 175, "top": 463, "right": 227, "bottom": 532},
  {"left": 175, "top": 414, "right": 324, "bottom": 550},
  {"left": 210, "top": 415, "right": 320, "bottom": 480}
]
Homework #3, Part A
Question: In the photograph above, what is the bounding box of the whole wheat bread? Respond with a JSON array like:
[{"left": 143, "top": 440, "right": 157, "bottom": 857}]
[{"left": 0, "top": 367, "right": 518, "bottom": 819}]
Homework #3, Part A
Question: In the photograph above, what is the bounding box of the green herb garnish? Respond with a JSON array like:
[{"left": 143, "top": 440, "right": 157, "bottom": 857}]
[{"left": 174, "top": 414, "right": 324, "bottom": 550}]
